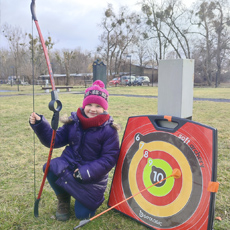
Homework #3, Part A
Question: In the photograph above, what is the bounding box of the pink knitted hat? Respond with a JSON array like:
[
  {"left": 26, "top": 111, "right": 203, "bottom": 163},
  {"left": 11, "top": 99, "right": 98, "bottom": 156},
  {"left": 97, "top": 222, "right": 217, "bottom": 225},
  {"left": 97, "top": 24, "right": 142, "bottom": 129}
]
[{"left": 83, "top": 80, "right": 109, "bottom": 110}]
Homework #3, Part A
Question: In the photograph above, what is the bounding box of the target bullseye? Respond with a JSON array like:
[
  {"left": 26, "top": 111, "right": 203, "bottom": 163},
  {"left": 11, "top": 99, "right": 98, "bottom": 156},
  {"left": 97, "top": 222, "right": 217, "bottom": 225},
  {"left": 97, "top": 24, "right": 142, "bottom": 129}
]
[
  {"left": 143, "top": 158, "right": 173, "bottom": 197},
  {"left": 128, "top": 140, "right": 192, "bottom": 217},
  {"left": 136, "top": 150, "right": 183, "bottom": 206}
]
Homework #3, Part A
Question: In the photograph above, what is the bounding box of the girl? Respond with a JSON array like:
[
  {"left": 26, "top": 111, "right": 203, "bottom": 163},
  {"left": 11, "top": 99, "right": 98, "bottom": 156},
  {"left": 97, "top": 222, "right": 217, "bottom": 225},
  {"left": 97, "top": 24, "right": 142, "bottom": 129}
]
[{"left": 30, "top": 80, "right": 120, "bottom": 221}]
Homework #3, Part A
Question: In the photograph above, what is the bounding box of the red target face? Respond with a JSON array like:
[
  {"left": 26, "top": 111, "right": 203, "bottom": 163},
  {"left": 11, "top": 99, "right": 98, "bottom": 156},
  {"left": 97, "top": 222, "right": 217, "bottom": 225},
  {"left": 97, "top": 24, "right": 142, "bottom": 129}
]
[
  {"left": 108, "top": 116, "right": 217, "bottom": 230},
  {"left": 136, "top": 150, "right": 182, "bottom": 206}
]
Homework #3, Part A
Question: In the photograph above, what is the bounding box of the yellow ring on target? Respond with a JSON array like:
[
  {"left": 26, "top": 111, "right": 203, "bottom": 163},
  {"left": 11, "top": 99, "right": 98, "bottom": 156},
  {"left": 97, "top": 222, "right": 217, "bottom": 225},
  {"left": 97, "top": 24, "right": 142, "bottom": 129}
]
[{"left": 128, "top": 141, "right": 192, "bottom": 217}]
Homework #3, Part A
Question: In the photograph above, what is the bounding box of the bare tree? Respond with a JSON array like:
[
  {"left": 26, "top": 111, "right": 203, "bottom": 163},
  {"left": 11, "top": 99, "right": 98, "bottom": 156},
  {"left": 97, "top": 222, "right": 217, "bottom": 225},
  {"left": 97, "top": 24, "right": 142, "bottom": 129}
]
[
  {"left": 141, "top": 0, "right": 167, "bottom": 61},
  {"left": 192, "top": 1, "right": 217, "bottom": 85},
  {"left": 141, "top": 0, "right": 192, "bottom": 62},
  {"left": 213, "top": 0, "right": 230, "bottom": 87},
  {"left": 134, "top": 39, "right": 149, "bottom": 75},
  {"left": 0, "top": 48, "right": 10, "bottom": 81},
  {"left": 160, "top": 0, "right": 192, "bottom": 58},
  {"left": 191, "top": 0, "right": 230, "bottom": 86},
  {"left": 98, "top": 4, "right": 141, "bottom": 76},
  {"left": 55, "top": 48, "right": 93, "bottom": 85},
  {"left": 28, "top": 33, "right": 55, "bottom": 84},
  {"left": 71, "top": 48, "right": 93, "bottom": 74},
  {"left": 63, "top": 50, "right": 75, "bottom": 85},
  {"left": 2, "top": 23, "right": 28, "bottom": 89},
  {"left": 55, "top": 49, "right": 75, "bottom": 85},
  {"left": 97, "top": 4, "right": 118, "bottom": 76}
]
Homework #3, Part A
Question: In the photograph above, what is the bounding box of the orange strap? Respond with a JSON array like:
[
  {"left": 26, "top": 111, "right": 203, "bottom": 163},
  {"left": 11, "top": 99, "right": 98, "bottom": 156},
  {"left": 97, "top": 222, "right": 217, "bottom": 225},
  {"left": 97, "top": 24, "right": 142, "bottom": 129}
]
[
  {"left": 164, "top": 115, "right": 172, "bottom": 122},
  {"left": 207, "top": 181, "right": 219, "bottom": 193}
]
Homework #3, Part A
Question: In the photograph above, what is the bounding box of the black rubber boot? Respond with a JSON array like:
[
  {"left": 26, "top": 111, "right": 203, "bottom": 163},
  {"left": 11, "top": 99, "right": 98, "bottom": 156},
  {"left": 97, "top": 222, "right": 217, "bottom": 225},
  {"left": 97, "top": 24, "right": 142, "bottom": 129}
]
[{"left": 56, "top": 194, "right": 71, "bottom": 221}]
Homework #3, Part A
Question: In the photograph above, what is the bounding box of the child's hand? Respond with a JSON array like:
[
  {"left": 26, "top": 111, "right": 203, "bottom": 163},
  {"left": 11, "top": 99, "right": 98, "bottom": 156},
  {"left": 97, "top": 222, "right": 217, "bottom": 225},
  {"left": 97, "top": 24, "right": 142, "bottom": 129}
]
[
  {"left": 73, "top": 169, "right": 83, "bottom": 183},
  {"left": 29, "top": 112, "right": 41, "bottom": 124}
]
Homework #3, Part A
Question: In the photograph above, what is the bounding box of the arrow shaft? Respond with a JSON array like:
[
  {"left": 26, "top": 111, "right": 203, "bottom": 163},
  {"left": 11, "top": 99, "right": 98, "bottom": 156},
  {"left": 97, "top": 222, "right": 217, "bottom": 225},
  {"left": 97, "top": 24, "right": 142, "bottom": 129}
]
[{"left": 90, "top": 174, "right": 173, "bottom": 221}]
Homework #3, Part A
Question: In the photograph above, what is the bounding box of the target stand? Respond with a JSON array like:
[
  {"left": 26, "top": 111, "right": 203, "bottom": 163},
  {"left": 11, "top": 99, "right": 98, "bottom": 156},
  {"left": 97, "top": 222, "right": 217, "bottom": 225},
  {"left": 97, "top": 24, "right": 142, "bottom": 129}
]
[{"left": 108, "top": 115, "right": 218, "bottom": 230}]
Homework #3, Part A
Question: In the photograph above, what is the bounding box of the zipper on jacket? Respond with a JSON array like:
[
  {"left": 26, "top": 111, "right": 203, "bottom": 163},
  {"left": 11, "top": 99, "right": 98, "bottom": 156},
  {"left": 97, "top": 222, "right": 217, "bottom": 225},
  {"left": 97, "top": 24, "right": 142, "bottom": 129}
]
[{"left": 78, "top": 130, "right": 86, "bottom": 155}]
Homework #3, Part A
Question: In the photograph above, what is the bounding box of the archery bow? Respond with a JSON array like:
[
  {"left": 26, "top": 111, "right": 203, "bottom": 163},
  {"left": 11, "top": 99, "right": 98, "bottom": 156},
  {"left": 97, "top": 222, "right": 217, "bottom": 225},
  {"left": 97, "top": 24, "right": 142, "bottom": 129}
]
[{"left": 30, "top": 0, "right": 62, "bottom": 217}]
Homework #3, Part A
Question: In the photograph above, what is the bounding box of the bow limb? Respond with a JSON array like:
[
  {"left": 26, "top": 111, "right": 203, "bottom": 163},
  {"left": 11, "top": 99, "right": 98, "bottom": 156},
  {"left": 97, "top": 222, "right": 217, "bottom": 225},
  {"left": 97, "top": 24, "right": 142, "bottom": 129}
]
[{"left": 31, "top": 0, "right": 62, "bottom": 217}]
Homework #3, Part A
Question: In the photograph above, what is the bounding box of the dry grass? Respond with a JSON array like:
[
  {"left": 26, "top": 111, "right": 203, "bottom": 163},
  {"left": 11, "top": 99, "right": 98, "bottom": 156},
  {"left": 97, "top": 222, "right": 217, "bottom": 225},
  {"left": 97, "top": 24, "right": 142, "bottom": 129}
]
[{"left": 0, "top": 85, "right": 229, "bottom": 229}]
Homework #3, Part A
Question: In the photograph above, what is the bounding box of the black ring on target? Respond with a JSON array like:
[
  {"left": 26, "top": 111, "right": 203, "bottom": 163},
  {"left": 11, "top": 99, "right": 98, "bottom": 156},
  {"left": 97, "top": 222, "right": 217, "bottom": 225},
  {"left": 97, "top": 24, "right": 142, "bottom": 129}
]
[{"left": 121, "top": 132, "right": 203, "bottom": 228}]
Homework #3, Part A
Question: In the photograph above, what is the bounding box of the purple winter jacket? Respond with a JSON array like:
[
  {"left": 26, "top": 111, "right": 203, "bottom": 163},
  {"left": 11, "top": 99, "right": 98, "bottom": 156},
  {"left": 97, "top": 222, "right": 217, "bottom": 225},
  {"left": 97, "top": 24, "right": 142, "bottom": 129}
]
[{"left": 31, "top": 111, "right": 120, "bottom": 210}]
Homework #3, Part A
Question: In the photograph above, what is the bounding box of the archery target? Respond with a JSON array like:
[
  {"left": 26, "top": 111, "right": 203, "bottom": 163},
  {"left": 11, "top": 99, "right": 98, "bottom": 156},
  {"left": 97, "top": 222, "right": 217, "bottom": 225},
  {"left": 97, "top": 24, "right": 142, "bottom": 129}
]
[{"left": 108, "top": 115, "right": 218, "bottom": 230}]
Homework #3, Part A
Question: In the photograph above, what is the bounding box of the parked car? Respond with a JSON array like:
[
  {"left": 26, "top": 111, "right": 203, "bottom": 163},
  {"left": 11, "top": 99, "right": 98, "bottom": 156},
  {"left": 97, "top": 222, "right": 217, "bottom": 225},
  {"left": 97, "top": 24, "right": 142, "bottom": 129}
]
[
  {"left": 133, "top": 76, "right": 150, "bottom": 86},
  {"left": 120, "top": 75, "right": 136, "bottom": 86},
  {"left": 21, "top": 81, "right": 30, "bottom": 85},
  {"left": 109, "top": 77, "right": 120, "bottom": 86}
]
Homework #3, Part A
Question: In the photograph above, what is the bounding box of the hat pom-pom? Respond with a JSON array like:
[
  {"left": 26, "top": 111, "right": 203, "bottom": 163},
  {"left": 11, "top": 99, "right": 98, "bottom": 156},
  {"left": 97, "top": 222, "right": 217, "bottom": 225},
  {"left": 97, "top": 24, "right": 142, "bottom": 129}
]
[{"left": 93, "top": 80, "right": 105, "bottom": 88}]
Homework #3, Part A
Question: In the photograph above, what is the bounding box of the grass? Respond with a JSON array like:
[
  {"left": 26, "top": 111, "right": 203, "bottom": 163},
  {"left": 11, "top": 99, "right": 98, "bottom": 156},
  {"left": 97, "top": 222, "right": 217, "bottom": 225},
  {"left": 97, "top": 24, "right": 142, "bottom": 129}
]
[
  {"left": 1, "top": 82, "right": 230, "bottom": 99},
  {"left": 0, "top": 84, "right": 230, "bottom": 229}
]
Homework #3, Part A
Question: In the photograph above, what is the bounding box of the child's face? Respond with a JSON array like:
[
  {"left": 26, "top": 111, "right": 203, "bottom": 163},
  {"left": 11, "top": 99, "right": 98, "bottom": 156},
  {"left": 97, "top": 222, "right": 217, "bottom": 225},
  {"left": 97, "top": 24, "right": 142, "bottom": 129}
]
[{"left": 84, "top": 103, "right": 104, "bottom": 118}]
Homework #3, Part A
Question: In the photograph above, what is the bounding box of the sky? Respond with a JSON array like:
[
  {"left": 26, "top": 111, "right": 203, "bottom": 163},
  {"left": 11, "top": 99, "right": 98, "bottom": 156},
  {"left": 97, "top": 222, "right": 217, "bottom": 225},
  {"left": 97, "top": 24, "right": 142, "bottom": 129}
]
[{"left": 0, "top": 0, "right": 194, "bottom": 53}]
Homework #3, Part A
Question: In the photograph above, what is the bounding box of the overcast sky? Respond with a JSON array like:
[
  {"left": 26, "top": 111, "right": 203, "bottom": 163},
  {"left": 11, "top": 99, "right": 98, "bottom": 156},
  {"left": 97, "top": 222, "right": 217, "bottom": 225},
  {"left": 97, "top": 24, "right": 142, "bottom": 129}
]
[{"left": 0, "top": 0, "right": 194, "bottom": 52}]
